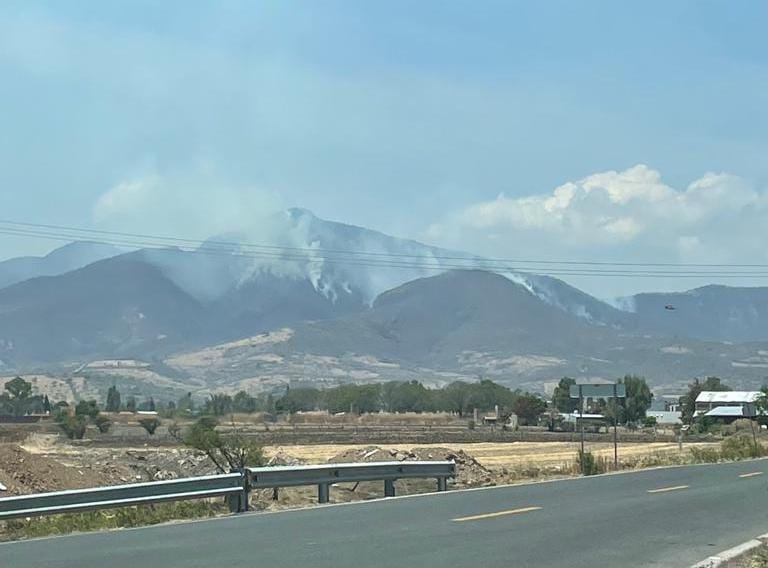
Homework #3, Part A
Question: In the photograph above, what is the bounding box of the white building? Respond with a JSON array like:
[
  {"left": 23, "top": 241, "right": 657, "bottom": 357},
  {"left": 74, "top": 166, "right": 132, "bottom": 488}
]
[{"left": 694, "top": 391, "right": 763, "bottom": 420}]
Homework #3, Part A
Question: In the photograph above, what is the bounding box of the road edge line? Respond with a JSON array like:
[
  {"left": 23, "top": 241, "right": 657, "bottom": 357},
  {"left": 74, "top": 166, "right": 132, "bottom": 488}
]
[{"left": 691, "top": 537, "right": 767, "bottom": 567}]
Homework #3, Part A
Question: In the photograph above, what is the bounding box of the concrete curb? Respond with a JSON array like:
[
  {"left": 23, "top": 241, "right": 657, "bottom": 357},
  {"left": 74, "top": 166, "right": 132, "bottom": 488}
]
[{"left": 691, "top": 533, "right": 768, "bottom": 567}]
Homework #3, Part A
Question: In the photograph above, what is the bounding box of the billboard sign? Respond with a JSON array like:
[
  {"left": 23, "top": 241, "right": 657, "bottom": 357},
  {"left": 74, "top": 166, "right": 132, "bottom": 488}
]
[{"left": 569, "top": 384, "right": 626, "bottom": 398}]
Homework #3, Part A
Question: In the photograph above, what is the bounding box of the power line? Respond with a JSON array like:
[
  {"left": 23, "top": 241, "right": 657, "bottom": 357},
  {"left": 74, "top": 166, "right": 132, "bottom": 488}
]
[{"left": 2, "top": 220, "right": 768, "bottom": 279}]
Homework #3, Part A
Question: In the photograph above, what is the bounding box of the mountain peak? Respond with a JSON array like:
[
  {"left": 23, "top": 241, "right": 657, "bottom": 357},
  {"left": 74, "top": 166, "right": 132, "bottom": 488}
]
[{"left": 285, "top": 207, "right": 316, "bottom": 220}]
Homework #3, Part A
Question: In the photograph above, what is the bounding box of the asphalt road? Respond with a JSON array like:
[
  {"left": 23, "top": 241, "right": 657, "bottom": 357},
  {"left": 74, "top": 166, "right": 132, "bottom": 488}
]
[{"left": 3, "top": 460, "right": 768, "bottom": 567}]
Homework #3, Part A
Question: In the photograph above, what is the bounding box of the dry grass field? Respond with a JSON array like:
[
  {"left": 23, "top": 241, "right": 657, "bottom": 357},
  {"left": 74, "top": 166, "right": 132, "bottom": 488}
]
[{"left": 264, "top": 441, "right": 718, "bottom": 471}]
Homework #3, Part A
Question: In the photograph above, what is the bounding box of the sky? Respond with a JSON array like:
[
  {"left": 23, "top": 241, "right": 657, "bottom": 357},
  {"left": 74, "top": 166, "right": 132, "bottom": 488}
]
[{"left": 1, "top": 0, "right": 767, "bottom": 298}]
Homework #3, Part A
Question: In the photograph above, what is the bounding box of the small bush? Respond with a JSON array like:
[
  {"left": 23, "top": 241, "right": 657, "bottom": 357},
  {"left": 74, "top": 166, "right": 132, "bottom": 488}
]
[
  {"left": 643, "top": 416, "right": 657, "bottom": 428},
  {"left": 138, "top": 417, "right": 161, "bottom": 435},
  {"left": 689, "top": 446, "right": 721, "bottom": 463},
  {"left": 721, "top": 433, "right": 762, "bottom": 459},
  {"left": 577, "top": 451, "right": 603, "bottom": 476},
  {"left": 167, "top": 421, "right": 182, "bottom": 441},
  {"left": 3, "top": 500, "right": 228, "bottom": 540},
  {"left": 93, "top": 414, "right": 112, "bottom": 434},
  {"left": 689, "top": 434, "right": 763, "bottom": 462},
  {"left": 56, "top": 414, "right": 87, "bottom": 440},
  {"left": 733, "top": 419, "right": 757, "bottom": 433}
]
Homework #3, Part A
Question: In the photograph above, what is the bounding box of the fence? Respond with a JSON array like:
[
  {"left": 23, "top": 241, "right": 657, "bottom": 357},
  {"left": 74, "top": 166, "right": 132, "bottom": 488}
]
[{"left": 0, "top": 461, "right": 455, "bottom": 520}]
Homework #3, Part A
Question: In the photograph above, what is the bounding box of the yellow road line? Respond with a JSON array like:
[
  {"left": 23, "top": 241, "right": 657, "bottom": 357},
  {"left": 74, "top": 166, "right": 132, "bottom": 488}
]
[
  {"left": 452, "top": 506, "right": 542, "bottom": 522},
  {"left": 739, "top": 471, "right": 764, "bottom": 478},
  {"left": 647, "top": 485, "right": 689, "bottom": 494}
]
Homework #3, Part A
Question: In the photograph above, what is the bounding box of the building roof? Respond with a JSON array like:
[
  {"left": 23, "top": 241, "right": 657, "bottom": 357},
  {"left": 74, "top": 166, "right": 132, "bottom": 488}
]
[
  {"left": 562, "top": 412, "right": 605, "bottom": 420},
  {"left": 695, "top": 391, "right": 761, "bottom": 404},
  {"left": 704, "top": 406, "right": 747, "bottom": 417},
  {"left": 647, "top": 411, "right": 682, "bottom": 424}
]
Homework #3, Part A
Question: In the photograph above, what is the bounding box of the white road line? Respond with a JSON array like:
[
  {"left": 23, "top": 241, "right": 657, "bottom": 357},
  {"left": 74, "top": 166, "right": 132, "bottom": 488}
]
[
  {"left": 647, "top": 485, "right": 689, "bottom": 494},
  {"left": 453, "top": 506, "right": 542, "bottom": 522}
]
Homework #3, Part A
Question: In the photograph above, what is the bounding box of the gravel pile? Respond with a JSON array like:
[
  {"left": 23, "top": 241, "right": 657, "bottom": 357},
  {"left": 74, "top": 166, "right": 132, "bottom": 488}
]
[{"left": 326, "top": 445, "right": 493, "bottom": 487}]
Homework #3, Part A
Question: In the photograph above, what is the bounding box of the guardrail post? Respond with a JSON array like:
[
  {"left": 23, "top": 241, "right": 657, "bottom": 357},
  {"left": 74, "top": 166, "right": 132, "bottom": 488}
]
[
  {"left": 227, "top": 469, "right": 249, "bottom": 513},
  {"left": 318, "top": 483, "right": 330, "bottom": 504},
  {"left": 437, "top": 477, "right": 447, "bottom": 492},
  {"left": 384, "top": 479, "right": 395, "bottom": 497}
]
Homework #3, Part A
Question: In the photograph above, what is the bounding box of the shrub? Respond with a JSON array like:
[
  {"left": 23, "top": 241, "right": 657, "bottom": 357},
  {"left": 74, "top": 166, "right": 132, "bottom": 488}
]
[
  {"left": 167, "top": 421, "right": 182, "bottom": 441},
  {"left": 721, "top": 433, "right": 762, "bottom": 459},
  {"left": 642, "top": 416, "right": 657, "bottom": 428},
  {"left": 75, "top": 400, "right": 100, "bottom": 419},
  {"left": 3, "top": 501, "right": 228, "bottom": 540},
  {"left": 183, "top": 417, "right": 264, "bottom": 473},
  {"left": 93, "top": 414, "right": 112, "bottom": 434},
  {"left": 57, "top": 414, "right": 87, "bottom": 440},
  {"left": 689, "top": 446, "right": 721, "bottom": 463},
  {"left": 577, "top": 451, "right": 603, "bottom": 476},
  {"left": 138, "top": 417, "right": 161, "bottom": 436}
]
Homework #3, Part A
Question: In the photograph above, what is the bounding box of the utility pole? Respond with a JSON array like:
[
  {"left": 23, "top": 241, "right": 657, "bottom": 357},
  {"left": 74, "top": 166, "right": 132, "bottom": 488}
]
[
  {"left": 613, "top": 383, "right": 618, "bottom": 470},
  {"left": 579, "top": 385, "right": 585, "bottom": 474}
]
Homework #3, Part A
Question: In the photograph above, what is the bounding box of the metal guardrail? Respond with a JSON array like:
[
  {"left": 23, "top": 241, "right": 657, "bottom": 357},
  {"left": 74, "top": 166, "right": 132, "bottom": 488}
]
[
  {"left": 0, "top": 461, "right": 455, "bottom": 520},
  {"left": 248, "top": 460, "right": 455, "bottom": 503},
  {"left": 0, "top": 473, "right": 246, "bottom": 521}
]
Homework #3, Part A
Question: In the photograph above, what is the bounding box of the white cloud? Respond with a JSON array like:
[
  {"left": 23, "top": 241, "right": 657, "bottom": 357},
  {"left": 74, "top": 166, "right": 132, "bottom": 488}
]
[
  {"left": 93, "top": 177, "right": 157, "bottom": 222},
  {"left": 92, "top": 173, "right": 283, "bottom": 240},
  {"left": 426, "top": 165, "right": 768, "bottom": 297}
]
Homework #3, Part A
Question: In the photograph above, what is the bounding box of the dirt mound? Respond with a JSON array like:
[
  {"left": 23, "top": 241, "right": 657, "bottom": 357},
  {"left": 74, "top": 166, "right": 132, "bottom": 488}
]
[
  {"left": 266, "top": 448, "right": 307, "bottom": 467},
  {"left": 122, "top": 449, "right": 214, "bottom": 481},
  {"left": 326, "top": 445, "right": 493, "bottom": 487},
  {"left": 0, "top": 444, "right": 108, "bottom": 495}
]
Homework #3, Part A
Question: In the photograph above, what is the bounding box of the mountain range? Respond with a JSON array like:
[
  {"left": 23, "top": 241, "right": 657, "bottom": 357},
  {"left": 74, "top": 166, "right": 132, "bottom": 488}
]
[{"left": 2, "top": 208, "right": 768, "bottom": 392}]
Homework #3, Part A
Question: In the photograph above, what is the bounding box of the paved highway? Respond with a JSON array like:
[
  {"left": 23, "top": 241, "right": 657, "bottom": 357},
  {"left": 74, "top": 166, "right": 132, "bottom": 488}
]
[{"left": 3, "top": 459, "right": 768, "bottom": 567}]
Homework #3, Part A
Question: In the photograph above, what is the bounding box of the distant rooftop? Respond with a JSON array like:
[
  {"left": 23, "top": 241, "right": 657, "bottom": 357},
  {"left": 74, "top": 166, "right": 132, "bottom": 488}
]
[
  {"left": 704, "top": 406, "right": 747, "bottom": 417},
  {"left": 695, "top": 391, "right": 761, "bottom": 404}
]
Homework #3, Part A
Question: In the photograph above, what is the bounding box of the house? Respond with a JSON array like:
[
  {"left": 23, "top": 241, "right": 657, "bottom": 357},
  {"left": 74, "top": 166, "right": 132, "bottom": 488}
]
[
  {"left": 694, "top": 391, "right": 763, "bottom": 420},
  {"left": 646, "top": 410, "right": 682, "bottom": 425}
]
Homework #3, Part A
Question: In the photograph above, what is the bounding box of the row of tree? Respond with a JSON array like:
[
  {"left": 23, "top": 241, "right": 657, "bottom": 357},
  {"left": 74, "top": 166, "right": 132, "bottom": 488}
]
[
  {"left": 9, "top": 373, "right": 754, "bottom": 432},
  {"left": 195, "top": 380, "right": 549, "bottom": 424},
  {"left": 0, "top": 377, "right": 52, "bottom": 416}
]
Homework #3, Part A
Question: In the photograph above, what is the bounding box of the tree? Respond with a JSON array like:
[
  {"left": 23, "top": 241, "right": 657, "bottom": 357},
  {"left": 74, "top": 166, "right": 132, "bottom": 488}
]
[
  {"left": 620, "top": 375, "right": 653, "bottom": 424},
  {"left": 552, "top": 377, "right": 577, "bottom": 413},
  {"left": 439, "top": 381, "right": 472, "bottom": 417},
  {"left": 275, "top": 388, "right": 320, "bottom": 414},
  {"left": 233, "top": 391, "right": 257, "bottom": 413},
  {"left": 176, "top": 392, "right": 194, "bottom": 414},
  {"left": 5, "top": 376, "right": 32, "bottom": 400},
  {"left": 511, "top": 393, "right": 547, "bottom": 425},
  {"left": 56, "top": 413, "right": 87, "bottom": 440},
  {"left": 464, "top": 379, "right": 515, "bottom": 413},
  {"left": 125, "top": 396, "right": 137, "bottom": 413},
  {"left": 205, "top": 394, "right": 233, "bottom": 416},
  {"left": 1, "top": 376, "right": 41, "bottom": 416},
  {"left": 324, "top": 384, "right": 381, "bottom": 414},
  {"left": 75, "top": 399, "right": 100, "bottom": 419},
  {"left": 138, "top": 417, "right": 161, "bottom": 436},
  {"left": 382, "top": 381, "right": 433, "bottom": 413},
  {"left": 105, "top": 386, "right": 121, "bottom": 412},
  {"left": 756, "top": 385, "right": 768, "bottom": 422},
  {"left": 680, "top": 377, "right": 730, "bottom": 424},
  {"left": 183, "top": 416, "right": 264, "bottom": 473},
  {"left": 42, "top": 395, "right": 52, "bottom": 414}
]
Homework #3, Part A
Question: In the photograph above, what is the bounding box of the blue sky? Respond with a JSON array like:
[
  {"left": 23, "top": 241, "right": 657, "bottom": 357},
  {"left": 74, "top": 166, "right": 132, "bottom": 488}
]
[{"left": 1, "top": 1, "right": 767, "bottom": 297}]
